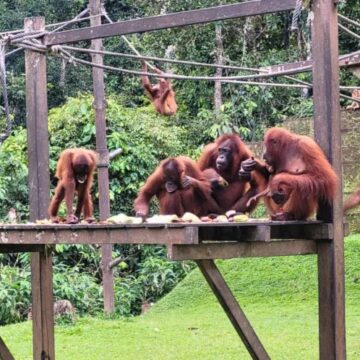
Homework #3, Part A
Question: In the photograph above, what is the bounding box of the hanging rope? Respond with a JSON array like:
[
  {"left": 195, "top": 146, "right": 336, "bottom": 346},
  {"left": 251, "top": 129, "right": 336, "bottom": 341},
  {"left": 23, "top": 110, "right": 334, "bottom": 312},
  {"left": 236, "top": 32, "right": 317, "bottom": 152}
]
[
  {"left": 101, "top": 6, "right": 157, "bottom": 72},
  {"left": 291, "top": 0, "right": 303, "bottom": 31},
  {"left": 48, "top": 7, "right": 90, "bottom": 33}
]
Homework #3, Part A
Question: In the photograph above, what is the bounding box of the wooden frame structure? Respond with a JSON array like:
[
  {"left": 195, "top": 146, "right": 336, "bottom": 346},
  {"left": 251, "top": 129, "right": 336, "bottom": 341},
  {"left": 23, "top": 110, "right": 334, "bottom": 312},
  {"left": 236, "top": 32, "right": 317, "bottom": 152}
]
[{"left": 0, "top": 0, "right": 345, "bottom": 359}]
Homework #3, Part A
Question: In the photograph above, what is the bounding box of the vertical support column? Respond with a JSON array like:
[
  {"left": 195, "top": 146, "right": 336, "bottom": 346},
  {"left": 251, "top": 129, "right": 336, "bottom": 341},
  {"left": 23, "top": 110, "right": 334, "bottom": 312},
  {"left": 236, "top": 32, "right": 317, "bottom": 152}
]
[
  {"left": 311, "top": 1, "right": 345, "bottom": 359},
  {"left": 25, "top": 17, "right": 54, "bottom": 360},
  {"left": 89, "top": 0, "right": 114, "bottom": 313}
]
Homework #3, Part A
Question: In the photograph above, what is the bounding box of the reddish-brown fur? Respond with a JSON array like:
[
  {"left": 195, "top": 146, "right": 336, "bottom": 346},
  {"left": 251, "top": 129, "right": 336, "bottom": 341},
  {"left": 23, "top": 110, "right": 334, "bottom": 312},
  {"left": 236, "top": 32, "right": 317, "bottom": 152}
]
[
  {"left": 344, "top": 186, "right": 360, "bottom": 213},
  {"left": 141, "top": 62, "right": 177, "bottom": 116},
  {"left": 262, "top": 127, "right": 338, "bottom": 220},
  {"left": 134, "top": 156, "right": 220, "bottom": 217},
  {"left": 197, "top": 134, "right": 267, "bottom": 213},
  {"left": 49, "top": 148, "right": 98, "bottom": 224}
]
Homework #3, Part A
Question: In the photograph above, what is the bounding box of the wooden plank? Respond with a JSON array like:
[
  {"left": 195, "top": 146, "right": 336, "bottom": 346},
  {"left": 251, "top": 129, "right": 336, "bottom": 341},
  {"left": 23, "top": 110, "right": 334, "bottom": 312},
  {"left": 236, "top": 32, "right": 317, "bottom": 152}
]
[
  {"left": 0, "top": 222, "right": 335, "bottom": 244},
  {"left": 0, "top": 226, "right": 198, "bottom": 245},
  {"left": 260, "top": 51, "right": 360, "bottom": 75},
  {"left": 44, "top": 0, "right": 296, "bottom": 45},
  {"left": 197, "top": 260, "right": 270, "bottom": 360},
  {"left": 24, "top": 17, "right": 55, "bottom": 360},
  {"left": 0, "top": 245, "right": 44, "bottom": 253},
  {"left": 312, "top": 1, "right": 346, "bottom": 359},
  {"left": 0, "top": 337, "right": 15, "bottom": 360},
  {"left": 168, "top": 240, "right": 317, "bottom": 260},
  {"left": 199, "top": 224, "right": 270, "bottom": 242},
  {"left": 270, "top": 223, "right": 333, "bottom": 240},
  {"left": 89, "top": 0, "right": 114, "bottom": 315}
]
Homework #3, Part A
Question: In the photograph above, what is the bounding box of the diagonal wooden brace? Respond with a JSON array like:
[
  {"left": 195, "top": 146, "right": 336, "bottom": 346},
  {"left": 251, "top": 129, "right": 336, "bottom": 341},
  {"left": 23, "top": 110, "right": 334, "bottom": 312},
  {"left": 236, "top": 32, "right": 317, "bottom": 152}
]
[
  {"left": 0, "top": 337, "right": 15, "bottom": 360},
  {"left": 196, "top": 259, "right": 270, "bottom": 360}
]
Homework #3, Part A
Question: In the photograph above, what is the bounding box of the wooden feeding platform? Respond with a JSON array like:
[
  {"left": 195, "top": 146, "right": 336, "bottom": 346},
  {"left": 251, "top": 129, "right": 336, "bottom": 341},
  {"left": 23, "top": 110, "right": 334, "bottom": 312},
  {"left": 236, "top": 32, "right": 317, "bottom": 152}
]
[
  {"left": 0, "top": 220, "right": 339, "bottom": 360},
  {"left": 0, "top": 220, "right": 332, "bottom": 259}
]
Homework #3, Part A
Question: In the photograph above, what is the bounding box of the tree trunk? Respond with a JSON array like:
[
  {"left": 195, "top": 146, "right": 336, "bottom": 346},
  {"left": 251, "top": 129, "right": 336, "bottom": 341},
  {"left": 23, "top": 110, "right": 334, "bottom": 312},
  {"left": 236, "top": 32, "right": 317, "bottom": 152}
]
[{"left": 214, "top": 23, "right": 223, "bottom": 116}]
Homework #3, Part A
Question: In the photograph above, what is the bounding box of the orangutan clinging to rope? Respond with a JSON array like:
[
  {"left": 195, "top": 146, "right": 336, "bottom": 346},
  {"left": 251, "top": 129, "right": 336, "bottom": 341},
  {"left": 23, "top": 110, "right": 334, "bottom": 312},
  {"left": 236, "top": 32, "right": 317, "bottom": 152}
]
[{"left": 141, "top": 61, "right": 177, "bottom": 116}]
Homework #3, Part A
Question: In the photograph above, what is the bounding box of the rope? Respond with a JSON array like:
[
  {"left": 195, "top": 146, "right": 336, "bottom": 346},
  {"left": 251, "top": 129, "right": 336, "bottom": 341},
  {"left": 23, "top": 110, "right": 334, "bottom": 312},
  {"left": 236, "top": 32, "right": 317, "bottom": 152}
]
[
  {"left": 101, "top": 6, "right": 157, "bottom": 72},
  {"left": 0, "top": 9, "right": 96, "bottom": 37},
  {"left": 48, "top": 8, "right": 90, "bottom": 33},
  {"left": 56, "top": 47, "right": 311, "bottom": 88},
  {"left": 60, "top": 45, "right": 274, "bottom": 73},
  {"left": 338, "top": 14, "right": 360, "bottom": 29},
  {"left": 5, "top": 47, "right": 22, "bottom": 57},
  {"left": 338, "top": 23, "right": 360, "bottom": 41},
  {"left": 291, "top": 0, "right": 303, "bottom": 31},
  {"left": 341, "top": 92, "right": 360, "bottom": 104}
]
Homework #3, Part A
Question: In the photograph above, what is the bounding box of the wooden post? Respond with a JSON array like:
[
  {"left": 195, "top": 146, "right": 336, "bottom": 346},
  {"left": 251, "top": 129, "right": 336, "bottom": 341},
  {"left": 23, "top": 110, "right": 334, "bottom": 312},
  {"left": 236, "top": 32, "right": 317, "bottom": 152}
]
[
  {"left": 25, "top": 17, "right": 55, "bottom": 360},
  {"left": 197, "top": 260, "right": 270, "bottom": 360},
  {"left": 311, "top": 1, "right": 346, "bottom": 359},
  {"left": 89, "top": 0, "right": 114, "bottom": 313}
]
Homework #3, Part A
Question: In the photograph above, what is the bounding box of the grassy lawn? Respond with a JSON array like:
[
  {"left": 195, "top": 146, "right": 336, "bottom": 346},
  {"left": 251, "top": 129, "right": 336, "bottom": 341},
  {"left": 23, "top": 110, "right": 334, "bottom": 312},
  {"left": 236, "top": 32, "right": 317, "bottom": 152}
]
[{"left": 1, "top": 235, "right": 360, "bottom": 359}]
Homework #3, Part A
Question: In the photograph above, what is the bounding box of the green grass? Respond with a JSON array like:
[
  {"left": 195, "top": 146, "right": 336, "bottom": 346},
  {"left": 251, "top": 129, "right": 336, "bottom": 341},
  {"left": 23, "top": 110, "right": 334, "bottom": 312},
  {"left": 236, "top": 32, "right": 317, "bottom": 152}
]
[{"left": 1, "top": 235, "right": 360, "bottom": 359}]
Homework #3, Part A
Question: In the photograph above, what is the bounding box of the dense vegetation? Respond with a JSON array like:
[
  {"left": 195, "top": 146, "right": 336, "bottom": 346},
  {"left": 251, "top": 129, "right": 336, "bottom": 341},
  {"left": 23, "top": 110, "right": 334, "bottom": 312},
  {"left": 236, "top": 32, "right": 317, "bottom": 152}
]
[{"left": 0, "top": 0, "right": 359, "bottom": 325}]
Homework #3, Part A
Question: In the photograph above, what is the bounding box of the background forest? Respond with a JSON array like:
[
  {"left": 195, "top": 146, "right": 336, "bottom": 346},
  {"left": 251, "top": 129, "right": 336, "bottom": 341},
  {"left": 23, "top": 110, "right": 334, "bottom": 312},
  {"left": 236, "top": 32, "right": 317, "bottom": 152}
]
[{"left": 0, "top": 0, "right": 359, "bottom": 325}]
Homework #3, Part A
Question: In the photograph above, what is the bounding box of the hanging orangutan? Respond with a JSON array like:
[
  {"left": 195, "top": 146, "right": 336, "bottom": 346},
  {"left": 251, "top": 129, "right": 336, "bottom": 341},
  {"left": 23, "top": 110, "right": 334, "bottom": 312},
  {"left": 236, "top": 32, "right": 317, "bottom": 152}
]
[{"left": 141, "top": 61, "right": 178, "bottom": 116}]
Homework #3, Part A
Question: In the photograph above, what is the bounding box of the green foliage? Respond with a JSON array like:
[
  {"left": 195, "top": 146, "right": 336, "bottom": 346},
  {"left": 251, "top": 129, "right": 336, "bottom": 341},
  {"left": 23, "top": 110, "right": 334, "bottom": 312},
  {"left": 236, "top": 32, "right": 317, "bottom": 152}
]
[
  {"left": 0, "top": 128, "right": 29, "bottom": 220},
  {"left": 0, "top": 245, "right": 193, "bottom": 325},
  {"left": 0, "top": 265, "right": 31, "bottom": 325}
]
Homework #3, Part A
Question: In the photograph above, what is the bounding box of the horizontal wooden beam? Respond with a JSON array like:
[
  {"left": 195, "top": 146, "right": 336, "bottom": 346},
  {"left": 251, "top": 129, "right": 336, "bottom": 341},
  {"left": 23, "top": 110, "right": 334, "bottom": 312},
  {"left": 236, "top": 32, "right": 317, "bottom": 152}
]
[
  {"left": 199, "top": 224, "right": 270, "bottom": 242},
  {"left": 0, "top": 244, "right": 44, "bottom": 253},
  {"left": 44, "top": 0, "right": 296, "bottom": 45},
  {"left": 0, "top": 221, "right": 333, "bottom": 246},
  {"left": 270, "top": 223, "right": 333, "bottom": 240},
  {"left": 261, "top": 51, "right": 360, "bottom": 75},
  {"left": 168, "top": 240, "right": 317, "bottom": 260},
  {"left": 0, "top": 224, "right": 198, "bottom": 245}
]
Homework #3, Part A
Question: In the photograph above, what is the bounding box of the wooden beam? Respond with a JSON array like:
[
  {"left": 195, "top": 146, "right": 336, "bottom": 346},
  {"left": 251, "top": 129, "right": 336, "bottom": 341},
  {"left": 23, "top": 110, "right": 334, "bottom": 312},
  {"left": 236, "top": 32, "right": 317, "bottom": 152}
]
[
  {"left": 0, "top": 337, "right": 15, "bottom": 360},
  {"left": 199, "top": 224, "right": 270, "bottom": 242},
  {"left": 44, "top": 0, "right": 296, "bottom": 45},
  {"left": 0, "top": 222, "right": 334, "bottom": 245},
  {"left": 0, "top": 225, "right": 199, "bottom": 245},
  {"left": 261, "top": 51, "right": 360, "bottom": 75},
  {"left": 197, "top": 260, "right": 270, "bottom": 360},
  {"left": 168, "top": 240, "right": 317, "bottom": 260},
  {"left": 312, "top": 0, "right": 346, "bottom": 359},
  {"left": 0, "top": 245, "right": 44, "bottom": 253},
  {"left": 270, "top": 223, "right": 333, "bottom": 240},
  {"left": 24, "top": 16, "right": 55, "bottom": 360}
]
